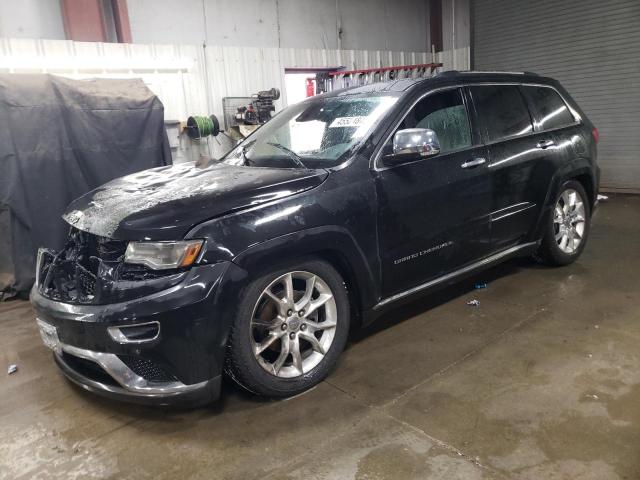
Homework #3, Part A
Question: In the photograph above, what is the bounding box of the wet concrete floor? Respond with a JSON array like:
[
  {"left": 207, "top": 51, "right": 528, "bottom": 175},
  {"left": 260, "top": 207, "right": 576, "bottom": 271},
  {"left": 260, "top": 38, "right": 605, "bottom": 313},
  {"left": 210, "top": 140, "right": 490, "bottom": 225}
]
[{"left": 1, "top": 195, "right": 639, "bottom": 479}]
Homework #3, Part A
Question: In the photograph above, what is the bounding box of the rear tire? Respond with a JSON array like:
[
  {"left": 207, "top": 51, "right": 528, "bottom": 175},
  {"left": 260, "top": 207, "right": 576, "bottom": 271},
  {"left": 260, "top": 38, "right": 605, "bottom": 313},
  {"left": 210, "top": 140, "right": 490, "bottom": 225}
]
[
  {"left": 226, "top": 258, "right": 349, "bottom": 398},
  {"left": 535, "top": 180, "right": 591, "bottom": 266}
]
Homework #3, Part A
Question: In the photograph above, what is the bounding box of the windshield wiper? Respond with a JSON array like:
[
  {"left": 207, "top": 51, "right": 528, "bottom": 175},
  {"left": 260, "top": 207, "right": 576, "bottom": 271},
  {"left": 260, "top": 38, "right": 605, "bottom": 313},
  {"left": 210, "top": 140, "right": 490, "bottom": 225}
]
[
  {"left": 266, "top": 142, "right": 307, "bottom": 169},
  {"left": 241, "top": 140, "right": 257, "bottom": 166}
]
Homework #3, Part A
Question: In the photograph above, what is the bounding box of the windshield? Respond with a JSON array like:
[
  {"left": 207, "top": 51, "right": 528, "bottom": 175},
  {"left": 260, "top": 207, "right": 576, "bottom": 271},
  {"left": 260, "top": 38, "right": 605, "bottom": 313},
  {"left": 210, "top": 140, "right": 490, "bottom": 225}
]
[{"left": 223, "top": 94, "right": 398, "bottom": 169}]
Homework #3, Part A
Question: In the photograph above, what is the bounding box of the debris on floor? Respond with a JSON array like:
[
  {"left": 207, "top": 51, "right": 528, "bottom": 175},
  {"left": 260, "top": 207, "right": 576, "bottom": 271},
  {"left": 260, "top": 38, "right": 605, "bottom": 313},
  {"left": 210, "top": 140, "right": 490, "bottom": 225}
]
[
  {"left": 467, "top": 299, "right": 480, "bottom": 307},
  {"left": 7, "top": 364, "right": 18, "bottom": 375},
  {"left": 585, "top": 393, "right": 599, "bottom": 400},
  {"left": 474, "top": 283, "right": 488, "bottom": 289},
  {"left": 597, "top": 194, "right": 609, "bottom": 201}
]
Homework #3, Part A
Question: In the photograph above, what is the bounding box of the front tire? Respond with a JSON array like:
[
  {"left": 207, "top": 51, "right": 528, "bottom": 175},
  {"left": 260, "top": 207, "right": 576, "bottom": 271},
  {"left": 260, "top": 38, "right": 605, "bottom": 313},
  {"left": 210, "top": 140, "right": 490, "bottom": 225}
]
[
  {"left": 535, "top": 180, "right": 591, "bottom": 266},
  {"left": 226, "top": 259, "right": 350, "bottom": 398}
]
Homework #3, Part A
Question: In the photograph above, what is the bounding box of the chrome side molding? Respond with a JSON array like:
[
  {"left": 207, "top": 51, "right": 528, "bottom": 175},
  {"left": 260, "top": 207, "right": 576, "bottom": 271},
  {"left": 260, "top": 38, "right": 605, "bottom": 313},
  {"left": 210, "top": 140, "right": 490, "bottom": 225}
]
[{"left": 374, "top": 242, "right": 537, "bottom": 309}]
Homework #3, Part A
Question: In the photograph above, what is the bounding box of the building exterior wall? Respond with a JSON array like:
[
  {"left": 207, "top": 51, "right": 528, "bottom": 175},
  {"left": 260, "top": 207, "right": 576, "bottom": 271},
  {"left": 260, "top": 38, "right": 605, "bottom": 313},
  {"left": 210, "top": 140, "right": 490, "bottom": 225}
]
[
  {"left": 0, "top": 0, "right": 66, "bottom": 40},
  {"left": 1, "top": 38, "right": 469, "bottom": 163},
  {"left": 0, "top": 0, "right": 469, "bottom": 54},
  {"left": 472, "top": 0, "right": 640, "bottom": 191},
  {"left": 442, "top": 0, "right": 469, "bottom": 58},
  {"left": 127, "top": 0, "right": 431, "bottom": 51}
]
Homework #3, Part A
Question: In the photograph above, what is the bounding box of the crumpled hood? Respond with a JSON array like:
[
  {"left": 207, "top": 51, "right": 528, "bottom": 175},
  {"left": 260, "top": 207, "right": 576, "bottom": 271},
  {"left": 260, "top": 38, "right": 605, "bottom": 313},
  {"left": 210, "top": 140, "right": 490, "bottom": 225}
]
[{"left": 63, "top": 161, "right": 328, "bottom": 240}]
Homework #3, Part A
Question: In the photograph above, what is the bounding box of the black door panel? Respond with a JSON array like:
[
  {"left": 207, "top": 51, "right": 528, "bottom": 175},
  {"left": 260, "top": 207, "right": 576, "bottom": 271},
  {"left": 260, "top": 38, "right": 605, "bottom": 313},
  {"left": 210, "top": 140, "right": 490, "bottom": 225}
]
[
  {"left": 469, "top": 84, "right": 554, "bottom": 251},
  {"left": 486, "top": 135, "right": 557, "bottom": 249},
  {"left": 376, "top": 147, "right": 492, "bottom": 296},
  {"left": 376, "top": 88, "right": 491, "bottom": 297}
]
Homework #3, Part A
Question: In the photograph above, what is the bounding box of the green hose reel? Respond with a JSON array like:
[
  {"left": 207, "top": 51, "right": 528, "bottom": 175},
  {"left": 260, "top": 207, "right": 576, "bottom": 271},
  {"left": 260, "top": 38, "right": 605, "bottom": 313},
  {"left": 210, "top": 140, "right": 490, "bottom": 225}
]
[{"left": 186, "top": 114, "right": 220, "bottom": 139}]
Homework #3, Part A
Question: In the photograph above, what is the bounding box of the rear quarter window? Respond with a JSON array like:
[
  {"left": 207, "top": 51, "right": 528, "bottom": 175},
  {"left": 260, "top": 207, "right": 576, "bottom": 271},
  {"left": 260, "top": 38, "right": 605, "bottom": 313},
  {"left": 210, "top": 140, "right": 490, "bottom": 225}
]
[
  {"left": 520, "top": 85, "right": 576, "bottom": 131},
  {"left": 470, "top": 85, "right": 533, "bottom": 143}
]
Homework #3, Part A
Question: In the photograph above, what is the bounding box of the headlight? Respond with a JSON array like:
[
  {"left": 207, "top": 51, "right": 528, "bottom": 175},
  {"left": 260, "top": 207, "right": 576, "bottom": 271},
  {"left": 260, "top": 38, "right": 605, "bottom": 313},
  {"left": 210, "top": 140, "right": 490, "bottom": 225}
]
[{"left": 124, "top": 240, "right": 204, "bottom": 270}]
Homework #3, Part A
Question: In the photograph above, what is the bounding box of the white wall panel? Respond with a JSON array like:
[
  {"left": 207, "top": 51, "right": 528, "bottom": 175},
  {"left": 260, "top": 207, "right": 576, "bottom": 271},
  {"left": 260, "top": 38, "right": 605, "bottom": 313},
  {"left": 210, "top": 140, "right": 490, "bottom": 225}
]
[
  {"left": 442, "top": 0, "right": 470, "bottom": 54},
  {"left": 127, "top": 0, "right": 207, "bottom": 46},
  {"left": 0, "top": 37, "right": 465, "bottom": 120},
  {"left": 125, "top": 0, "right": 436, "bottom": 52},
  {"left": 278, "top": 0, "right": 339, "bottom": 49},
  {"left": 338, "top": 0, "right": 429, "bottom": 51},
  {"left": 0, "top": 38, "right": 209, "bottom": 122},
  {"left": 0, "top": 0, "right": 65, "bottom": 40},
  {"left": 204, "top": 0, "right": 280, "bottom": 47},
  {"left": 0, "top": 37, "right": 470, "bottom": 161},
  {"left": 0, "top": 0, "right": 470, "bottom": 56}
]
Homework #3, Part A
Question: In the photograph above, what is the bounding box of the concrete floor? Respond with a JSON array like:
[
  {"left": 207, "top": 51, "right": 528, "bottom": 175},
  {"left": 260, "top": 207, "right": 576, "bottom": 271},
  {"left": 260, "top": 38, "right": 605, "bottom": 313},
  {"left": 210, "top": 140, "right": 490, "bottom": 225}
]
[{"left": 1, "top": 195, "right": 639, "bottom": 480}]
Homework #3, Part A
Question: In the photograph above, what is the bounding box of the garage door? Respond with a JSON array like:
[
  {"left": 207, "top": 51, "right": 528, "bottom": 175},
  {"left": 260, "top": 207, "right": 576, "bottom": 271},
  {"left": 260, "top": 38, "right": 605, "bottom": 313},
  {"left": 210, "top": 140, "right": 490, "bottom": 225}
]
[{"left": 472, "top": 0, "right": 640, "bottom": 192}]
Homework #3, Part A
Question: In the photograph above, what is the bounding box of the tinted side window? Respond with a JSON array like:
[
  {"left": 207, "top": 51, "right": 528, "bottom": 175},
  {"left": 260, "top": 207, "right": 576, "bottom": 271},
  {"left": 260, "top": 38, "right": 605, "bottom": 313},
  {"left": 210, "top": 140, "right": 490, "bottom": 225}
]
[
  {"left": 470, "top": 85, "right": 533, "bottom": 143},
  {"left": 521, "top": 85, "right": 575, "bottom": 131},
  {"left": 398, "top": 88, "right": 472, "bottom": 153}
]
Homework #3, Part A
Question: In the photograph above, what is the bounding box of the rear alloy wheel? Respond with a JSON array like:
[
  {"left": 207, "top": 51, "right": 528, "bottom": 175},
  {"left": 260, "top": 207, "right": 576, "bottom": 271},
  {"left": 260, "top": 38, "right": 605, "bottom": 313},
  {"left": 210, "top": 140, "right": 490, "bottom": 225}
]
[
  {"left": 535, "top": 180, "right": 591, "bottom": 266},
  {"left": 226, "top": 260, "right": 349, "bottom": 398},
  {"left": 553, "top": 188, "right": 587, "bottom": 254}
]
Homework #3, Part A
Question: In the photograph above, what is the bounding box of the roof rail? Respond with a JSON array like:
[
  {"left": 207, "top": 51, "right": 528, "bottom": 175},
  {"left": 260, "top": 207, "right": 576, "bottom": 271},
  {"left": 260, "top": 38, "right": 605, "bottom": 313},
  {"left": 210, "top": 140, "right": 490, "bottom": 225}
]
[{"left": 437, "top": 70, "right": 539, "bottom": 76}]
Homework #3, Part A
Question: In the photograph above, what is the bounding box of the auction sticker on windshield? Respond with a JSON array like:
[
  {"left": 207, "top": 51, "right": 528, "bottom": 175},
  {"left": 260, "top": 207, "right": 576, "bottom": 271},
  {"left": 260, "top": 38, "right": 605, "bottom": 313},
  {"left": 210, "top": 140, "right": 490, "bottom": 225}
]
[{"left": 329, "top": 116, "right": 367, "bottom": 128}]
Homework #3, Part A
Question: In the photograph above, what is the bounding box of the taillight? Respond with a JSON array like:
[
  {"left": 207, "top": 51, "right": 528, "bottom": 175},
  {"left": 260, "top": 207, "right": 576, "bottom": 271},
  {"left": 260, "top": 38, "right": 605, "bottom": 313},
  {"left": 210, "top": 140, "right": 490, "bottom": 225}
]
[{"left": 591, "top": 127, "right": 599, "bottom": 143}]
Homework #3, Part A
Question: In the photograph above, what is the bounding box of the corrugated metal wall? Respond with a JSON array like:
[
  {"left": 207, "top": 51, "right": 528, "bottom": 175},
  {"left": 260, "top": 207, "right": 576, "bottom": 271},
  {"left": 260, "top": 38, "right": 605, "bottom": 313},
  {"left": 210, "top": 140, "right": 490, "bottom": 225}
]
[
  {"left": 472, "top": 0, "right": 640, "bottom": 192},
  {"left": 0, "top": 38, "right": 469, "bottom": 161},
  {"left": 0, "top": 38, "right": 469, "bottom": 123}
]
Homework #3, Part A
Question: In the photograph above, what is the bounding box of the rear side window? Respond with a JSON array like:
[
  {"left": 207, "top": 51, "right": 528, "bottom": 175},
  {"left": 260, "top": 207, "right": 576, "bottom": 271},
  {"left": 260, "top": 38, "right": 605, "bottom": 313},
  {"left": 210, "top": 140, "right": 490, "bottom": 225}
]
[
  {"left": 521, "top": 85, "right": 575, "bottom": 131},
  {"left": 470, "top": 85, "right": 533, "bottom": 143}
]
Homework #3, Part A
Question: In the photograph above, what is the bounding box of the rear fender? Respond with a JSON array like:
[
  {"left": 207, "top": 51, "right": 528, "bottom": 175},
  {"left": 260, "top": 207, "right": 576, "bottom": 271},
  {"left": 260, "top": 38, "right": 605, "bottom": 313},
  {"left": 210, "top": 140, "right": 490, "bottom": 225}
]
[{"left": 530, "top": 158, "right": 595, "bottom": 242}]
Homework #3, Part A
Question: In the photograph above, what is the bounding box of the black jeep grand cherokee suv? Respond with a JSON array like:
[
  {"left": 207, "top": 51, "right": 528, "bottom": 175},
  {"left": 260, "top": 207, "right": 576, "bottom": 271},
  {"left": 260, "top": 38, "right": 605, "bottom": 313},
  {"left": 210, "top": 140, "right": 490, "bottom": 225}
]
[{"left": 31, "top": 71, "right": 599, "bottom": 405}]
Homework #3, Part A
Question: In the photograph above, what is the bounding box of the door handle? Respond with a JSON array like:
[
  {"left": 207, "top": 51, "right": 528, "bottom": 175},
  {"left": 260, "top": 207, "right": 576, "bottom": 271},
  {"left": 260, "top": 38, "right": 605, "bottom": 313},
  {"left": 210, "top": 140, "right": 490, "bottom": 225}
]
[
  {"left": 461, "top": 157, "right": 486, "bottom": 169},
  {"left": 536, "top": 139, "right": 555, "bottom": 149}
]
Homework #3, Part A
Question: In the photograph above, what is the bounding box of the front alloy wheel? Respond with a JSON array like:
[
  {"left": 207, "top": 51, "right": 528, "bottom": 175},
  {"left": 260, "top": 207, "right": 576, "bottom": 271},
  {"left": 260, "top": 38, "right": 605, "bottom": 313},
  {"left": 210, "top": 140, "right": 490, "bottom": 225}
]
[
  {"left": 251, "top": 271, "right": 337, "bottom": 378},
  {"left": 226, "top": 259, "right": 349, "bottom": 398}
]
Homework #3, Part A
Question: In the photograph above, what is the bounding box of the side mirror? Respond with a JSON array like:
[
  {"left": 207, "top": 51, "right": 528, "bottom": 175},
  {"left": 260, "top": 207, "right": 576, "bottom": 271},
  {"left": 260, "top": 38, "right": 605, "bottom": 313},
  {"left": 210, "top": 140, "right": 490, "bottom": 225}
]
[{"left": 383, "top": 128, "right": 441, "bottom": 165}]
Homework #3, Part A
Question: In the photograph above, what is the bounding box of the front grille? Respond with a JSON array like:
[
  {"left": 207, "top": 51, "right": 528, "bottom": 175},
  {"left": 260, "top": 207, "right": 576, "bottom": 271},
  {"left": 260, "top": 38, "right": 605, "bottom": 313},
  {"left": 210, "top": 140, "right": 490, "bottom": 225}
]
[
  {"left": 77, "top": 265, "right": 96, "bottom": 297},
  {"left": 38, "top": 228, "right": 186, "bottom": 305},
  {"left": 118, "top": 355, "right": 176, "bottom": 383},
  {"left": 38, "top": 228, "right": 127, "bottom": 304},
  {"left": 61, "top": 352, "right": 119, "bottom": 387}
]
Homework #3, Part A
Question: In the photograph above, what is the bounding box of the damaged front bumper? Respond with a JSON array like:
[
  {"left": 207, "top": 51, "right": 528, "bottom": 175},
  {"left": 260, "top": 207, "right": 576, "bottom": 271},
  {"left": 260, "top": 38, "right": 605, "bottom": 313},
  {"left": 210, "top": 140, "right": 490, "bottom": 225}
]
[
  {"left": 31, "top": 259, "right": 233, "bottom": 406},
  {"left": 52, "top": 342, "right": 218, "bottom": 406}
]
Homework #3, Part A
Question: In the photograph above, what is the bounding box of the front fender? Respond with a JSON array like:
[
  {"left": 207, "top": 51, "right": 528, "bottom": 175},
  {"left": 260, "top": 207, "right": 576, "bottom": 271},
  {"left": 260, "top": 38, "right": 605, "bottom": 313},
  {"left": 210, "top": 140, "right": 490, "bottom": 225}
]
[
  {"left": 185, "top": 173, "right": 380, "bottom": 313},
  {"left": 232, "top": 225, "right": 379, "bottom": 311}
]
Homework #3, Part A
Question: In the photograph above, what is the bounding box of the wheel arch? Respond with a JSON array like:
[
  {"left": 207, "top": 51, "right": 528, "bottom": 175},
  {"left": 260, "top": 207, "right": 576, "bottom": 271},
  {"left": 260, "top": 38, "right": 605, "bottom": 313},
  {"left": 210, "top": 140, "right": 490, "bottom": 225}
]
[
  {"left": 231, "top": 226, "right": 380, "bottom": 324},
  {"left": 530, "top": 161, "right": 596, "bottom": 242},
  {"left": 571, "top": 172, "right": 595, "bottom": 209}
]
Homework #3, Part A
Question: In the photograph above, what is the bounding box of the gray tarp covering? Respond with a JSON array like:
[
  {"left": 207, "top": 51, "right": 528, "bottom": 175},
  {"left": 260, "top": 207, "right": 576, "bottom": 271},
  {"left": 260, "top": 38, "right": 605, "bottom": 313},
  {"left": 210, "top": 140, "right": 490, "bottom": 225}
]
[{"left": 0, "top": 74, "right": 171, "bottom": 299}]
